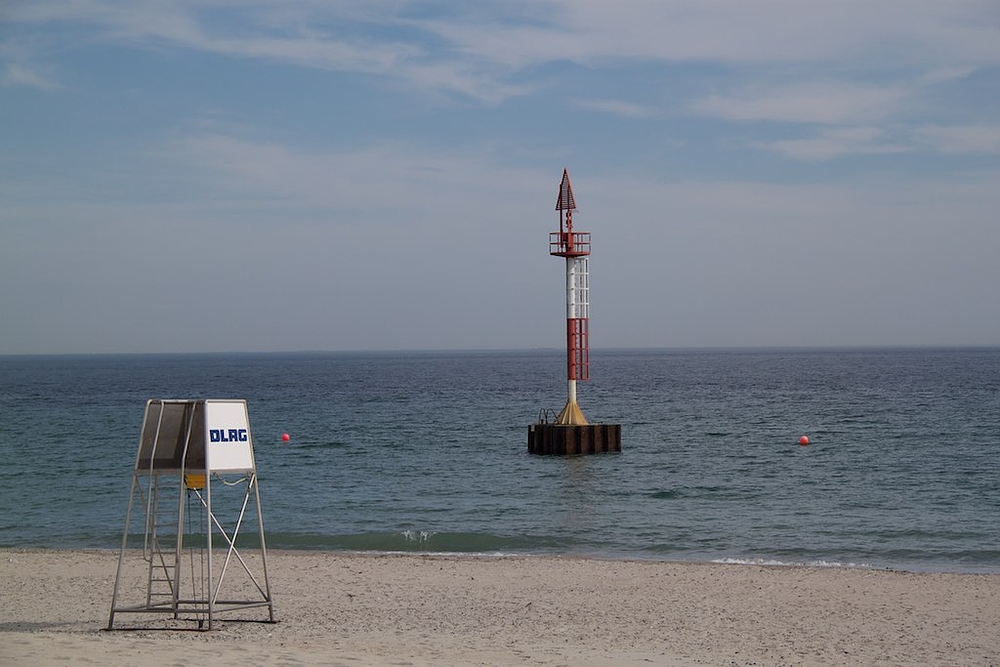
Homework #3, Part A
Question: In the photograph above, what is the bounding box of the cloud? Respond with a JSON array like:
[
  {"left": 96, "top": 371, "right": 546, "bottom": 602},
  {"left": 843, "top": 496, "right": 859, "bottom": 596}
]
[
  {"left": 746, "top": 123, "right": 1000, "bottom": 161},
  {"left": 913, "top": 124, "right": 1000, "bottom": 154},
  {"left": 691, "top": 81, "right": 911, "bottom": 125},
  {"left": 7, "top": 0, "right": 1000, "bottom": 104},
  {"left": 920, "top": 65, "right": 978, "bottom": 84},
  {"left": 417, "top": 0, "right": 1000, "bottom": 68},
  {"left": 751, "top": 126, "right": 909, "bottom": 161},
  {"left": 572, "top": 98, "right": 655, "bottom": 118},
  {"left": 1, "top": 63, "right": 58, "bottom": 90},
  {"left": 6, "top": 1, "right": 518, "bottom": 101},
  {"left": 157, "top": 131, "right": 548, "bottom": 220}
]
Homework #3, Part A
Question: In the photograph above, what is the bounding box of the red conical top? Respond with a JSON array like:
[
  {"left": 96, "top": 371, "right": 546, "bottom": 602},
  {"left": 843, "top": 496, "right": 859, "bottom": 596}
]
[{"left": 555, "top": 168, "right": 576, "bottom": 211}]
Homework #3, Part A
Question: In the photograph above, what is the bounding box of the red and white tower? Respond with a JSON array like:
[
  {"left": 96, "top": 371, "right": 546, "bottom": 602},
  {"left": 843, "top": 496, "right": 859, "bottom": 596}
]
[
  {"left": 528, "top": 169, "right": 621, "bottom": 455},
  {"left": 551, "top": 168, "right": 591, "bottom": 425}
]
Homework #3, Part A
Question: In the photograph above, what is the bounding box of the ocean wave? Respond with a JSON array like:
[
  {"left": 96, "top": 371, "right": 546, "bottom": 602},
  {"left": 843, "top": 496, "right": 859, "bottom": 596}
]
[
  {"left": 711, "top": 557, "right": 876, "bottom": 569},
  {"left": 262, "top": 530, "right": 580, "bottom": 554}
]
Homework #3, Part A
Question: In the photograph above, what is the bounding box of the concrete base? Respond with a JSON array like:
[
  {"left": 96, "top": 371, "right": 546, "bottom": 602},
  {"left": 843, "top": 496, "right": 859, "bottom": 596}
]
[{"left": 527, "top": 423, "right": 621, "bottom": 455}]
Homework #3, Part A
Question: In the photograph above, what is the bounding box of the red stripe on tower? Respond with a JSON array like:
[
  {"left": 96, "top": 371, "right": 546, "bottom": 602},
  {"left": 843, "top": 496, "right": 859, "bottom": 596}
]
[{"left": 567, "top": 318, "right": 590, "bottom": 381}]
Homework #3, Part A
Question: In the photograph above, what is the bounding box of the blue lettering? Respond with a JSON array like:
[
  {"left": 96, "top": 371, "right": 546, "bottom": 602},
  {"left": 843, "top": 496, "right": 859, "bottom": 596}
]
[{"left": 209, "top": 427, "right": 248, "bottom": 443}]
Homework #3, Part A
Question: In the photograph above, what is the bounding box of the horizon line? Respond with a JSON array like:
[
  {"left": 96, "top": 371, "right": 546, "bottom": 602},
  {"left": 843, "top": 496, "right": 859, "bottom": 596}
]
[{"left": 3, "top": 344, "right": 999, "bottom": 358}]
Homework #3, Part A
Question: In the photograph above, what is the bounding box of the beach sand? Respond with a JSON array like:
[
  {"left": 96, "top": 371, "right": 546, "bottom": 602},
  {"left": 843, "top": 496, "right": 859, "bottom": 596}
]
[{"left": 1, "top": 548, "right": 997, "bottom": 666}]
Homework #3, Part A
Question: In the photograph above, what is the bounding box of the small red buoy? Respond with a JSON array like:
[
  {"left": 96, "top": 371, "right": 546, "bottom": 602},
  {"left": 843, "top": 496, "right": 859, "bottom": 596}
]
[
  {"left": 799, "top": 435, "right": 810, "bottom": 446},
  {"left": 281, "top": 433, "right": 290, "bottom": 442}
]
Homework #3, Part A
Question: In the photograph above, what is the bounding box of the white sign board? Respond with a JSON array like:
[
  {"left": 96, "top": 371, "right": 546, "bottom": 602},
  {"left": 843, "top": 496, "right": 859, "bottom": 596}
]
[{"left": 204, "top": 400, "right": 256, "bottom": 472}]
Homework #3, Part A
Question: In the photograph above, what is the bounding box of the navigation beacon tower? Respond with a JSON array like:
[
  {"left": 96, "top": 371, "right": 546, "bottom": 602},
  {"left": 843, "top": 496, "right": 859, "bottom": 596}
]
[{"left": 528, "top": 169, "right": 621, "bottom": 455}]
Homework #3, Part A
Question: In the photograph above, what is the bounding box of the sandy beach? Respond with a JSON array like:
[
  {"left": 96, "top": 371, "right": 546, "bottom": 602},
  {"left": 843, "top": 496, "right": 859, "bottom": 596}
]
[{"left": 1, "top": 548, "right": 997, "bottom": 666}]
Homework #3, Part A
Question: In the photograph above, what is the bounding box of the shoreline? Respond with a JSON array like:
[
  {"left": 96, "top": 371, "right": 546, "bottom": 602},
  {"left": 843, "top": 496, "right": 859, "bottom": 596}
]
[
  {"left": 3, "top": 548, "right": 999, "bottom": 666},
  {"left": 5, "top": 543, "right": 998, "bottom": 576}
]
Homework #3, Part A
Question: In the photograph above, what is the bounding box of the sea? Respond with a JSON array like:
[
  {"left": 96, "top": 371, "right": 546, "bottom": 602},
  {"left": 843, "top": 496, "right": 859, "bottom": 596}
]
[{"left": 1, "top": 348, "right": 998, "bottom": 573}]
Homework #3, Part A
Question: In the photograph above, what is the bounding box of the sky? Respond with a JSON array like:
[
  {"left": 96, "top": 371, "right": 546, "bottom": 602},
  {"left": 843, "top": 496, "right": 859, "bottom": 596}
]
[{"left": 2, "top": 1, "right": 999, "bottom": 354}]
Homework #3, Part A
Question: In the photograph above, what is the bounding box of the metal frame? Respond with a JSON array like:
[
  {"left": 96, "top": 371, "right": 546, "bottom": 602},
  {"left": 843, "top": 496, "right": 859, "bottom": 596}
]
[{"left": 549, "top": 231, "right": 591, "bottom": 256}]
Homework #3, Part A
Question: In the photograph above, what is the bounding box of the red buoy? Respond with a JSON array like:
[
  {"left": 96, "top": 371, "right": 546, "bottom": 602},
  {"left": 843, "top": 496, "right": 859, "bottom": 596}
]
[
  {"left": 799, "top": 435, "right": 810, "bottom": 446},
  {"left": 281, "top": 433, "right": 290, "bottom": 442}
]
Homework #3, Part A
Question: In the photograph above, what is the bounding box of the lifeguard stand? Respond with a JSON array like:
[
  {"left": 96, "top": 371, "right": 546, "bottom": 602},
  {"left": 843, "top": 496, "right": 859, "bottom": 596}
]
[{"left": 108, "top": 399, "right": 275, "bottom": 630}]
